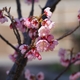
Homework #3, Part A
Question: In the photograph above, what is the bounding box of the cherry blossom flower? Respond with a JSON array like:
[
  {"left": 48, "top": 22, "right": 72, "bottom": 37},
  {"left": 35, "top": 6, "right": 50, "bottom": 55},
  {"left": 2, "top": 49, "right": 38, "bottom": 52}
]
[
  {"left": 74, "top": 52, "right": 80, "bottom": 65},
  {"left": 9, "top": 45, "right": 19, "bottom": 62},
  {"left": 41, "top": 18, "right": 55, "bottom": 30},
  {"left": 24, "top": 17, "right": 33, "bottom": 28},
  {"left": 48, "top": 40, "right": 58, "bottom": 51},
  {"left": 25, "top": 69, "right": 44, "bottom": 80},
  {"left": 36, "top": 34, "right": 58, "bottom": 52},
  {"left": 29, "top": 28, "right": 38, "bottom": 39},
  {"left": 24, "top": 0, "right": 39, "bottom": 5},
  {"left": 36, "top": 72, "right": 44, "bottom": 80},
  {"left": 36, "top": 39, "right": 49, "bottom": 52},
  {"left": 60, "top": 58, "right": 70, "bottom": 67},
  {"left": 31, "top": 18, "right": 39, "bottom": 28},
  {"left": 0, "top": 9, "right": 8, "bottom": 23},
  {"left": 58, "top": 48, "right": 71, "bottom": 67},
  {"left": 58, "top": 48, "right": 67, "bottom": 58},
  {"left": 24, "top": 17, "right": 39, "bottom": 29},
  {"left": 44, "top": 7, "right": 52, "bottom": 19},
  {"left": 25, "top": 48, "right": 42, "bottom": 60},
  {"left": 10, "top": 18, "right": 26, "bottom": 32},
  {"left": 38, "top": 26, "right": 50, "bottom": 37},
  {"left": 19, "top": 44, "right": 29, "bottom": 54},
  {"left": 78, "top": 10, "right": 80, "bottom": 21},
  {"left": 69, "top": 72, "right": 80, "bottom": 80}
]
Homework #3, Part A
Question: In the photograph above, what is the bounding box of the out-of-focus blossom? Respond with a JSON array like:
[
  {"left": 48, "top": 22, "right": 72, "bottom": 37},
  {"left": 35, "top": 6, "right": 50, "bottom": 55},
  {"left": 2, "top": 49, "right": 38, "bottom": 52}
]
[
  {"left": 74, "top": 52, "right": 80, "bottom": 65},
  {"left": 6, "top": 70, "right": 9, "bottom": 75},
  {"left": 60, "top": 58, "right": 70, "bottom": 67},
  {"left": 58, "top": 48, "right": 71, "bottom": 67},
  {"left": 0, "top": 9, "right": 8, "bottom": 23},
  {"left": 69, "top": 72, "right": 80, "bottom": 80},
  {"left": 44, "top": 7, "right": 52, "bottom": 19},
  {"left": 24, "top": 0, "right": 39, "bottom": 5},
  {"left": 78, "top": 10, "right": 80, "bottom": 21},
  {"left": 10, "top": 18, "right": 26, "bottom": 32},
  {"left": 9, "top": 45, "right": 19, "bottom": 62},
  {"left": 25, "top": 69, "right": 44, "bottom": 80},
  {"left": 19, "top": 44, "right": 29, "bottom": 54},
  {"left": 59, "top": 48, "right": 67, "bottom": 58},
  {"left": 36, "top": 72, "right": 44, "bottom": 80}
]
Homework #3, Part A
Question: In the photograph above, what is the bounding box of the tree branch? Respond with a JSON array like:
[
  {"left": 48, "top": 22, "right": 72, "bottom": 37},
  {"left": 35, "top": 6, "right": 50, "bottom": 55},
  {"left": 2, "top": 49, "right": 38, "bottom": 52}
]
[
  {"left": 16, "top": 0, "right": 22, "bottom": 19},
  {"left": 57, "top": 22, "right": 80, "bottom": 41},
  {"left": 0, "top": 34, "right": 18, "bottom": 51}
]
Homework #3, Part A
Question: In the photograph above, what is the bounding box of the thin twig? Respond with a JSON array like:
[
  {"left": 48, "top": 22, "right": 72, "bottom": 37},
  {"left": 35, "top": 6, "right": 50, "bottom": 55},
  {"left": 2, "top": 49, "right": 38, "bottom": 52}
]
[
  {"left": 5, "top": 8, "right": 21, "bottom": 45},
  {"left": 54, "top": 58, "right": 80, "bottom": 80},
  {"left": 57, "top": 22, "right": 80, "bottom": 41},
  {"left": 0, "top": 34, "right": 18, "bottom": 51}
]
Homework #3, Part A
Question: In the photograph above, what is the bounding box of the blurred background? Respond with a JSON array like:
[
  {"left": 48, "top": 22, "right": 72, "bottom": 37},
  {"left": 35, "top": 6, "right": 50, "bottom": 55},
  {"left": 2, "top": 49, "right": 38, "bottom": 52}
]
[{"left": 0, "top": 0, "right": 80, "bottom": 80}]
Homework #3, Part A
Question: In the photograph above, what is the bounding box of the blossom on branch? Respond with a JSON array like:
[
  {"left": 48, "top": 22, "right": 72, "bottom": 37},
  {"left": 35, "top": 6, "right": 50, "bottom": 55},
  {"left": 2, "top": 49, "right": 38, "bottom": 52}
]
[
  {"left": 25, "top": 69, "right": 44, "bottom": 80},
  {"left": 10, "top": 18, "right": 26, "bottom": 32},
  {"left": 19, "top": 44, "right": 29, "bottom": 54},
  {"left": 25, "top": 47, "right": 42, "bottom": 60},
  {"left": 36, "top": 35, "right": 58, "bottom": 52},
  {"left": 44, "top": 7, "right": 52, "bottom": 19},
  {"left": 0, "top": 9, "right": 8, "bottom": 23},
  {"left": 69, "top": 72, "right": 80, "bottom": 80},
  {"left": 9, "top": 45, "right": 19, "bottom": 62},
  {"left": 24, "top": 0, "right": 39, "bottom": 5},
  {"left": 78, "top": 10, "right": 80, "bottom": 21}
]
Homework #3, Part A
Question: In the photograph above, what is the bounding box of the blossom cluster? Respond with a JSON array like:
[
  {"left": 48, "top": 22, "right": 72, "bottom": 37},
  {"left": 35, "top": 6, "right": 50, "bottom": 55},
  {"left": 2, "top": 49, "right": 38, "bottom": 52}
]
[
  {"left": 25, "top": 69, "right": 44, "bottom": 80},
  {"left": 8, "top": 7, "right": 58, "bottom": 61},
  {"left": 59, "top": 48, "right": 80, "bottom": 67}
]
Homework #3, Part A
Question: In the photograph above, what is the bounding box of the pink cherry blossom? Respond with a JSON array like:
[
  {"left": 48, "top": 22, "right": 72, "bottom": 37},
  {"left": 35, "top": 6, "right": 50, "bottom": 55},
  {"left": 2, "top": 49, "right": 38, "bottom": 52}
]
[
  {"left": 60, "top": 58, "right": 70, "bottom": 67},
  {"left": 74, "top": 52, "right": 80, "bottom": 65},
  {"left": 69, "top": 72, "right": 80, "bottom": 80},
  {"left": 36, "top": 39, "right": 49, "bottom": 52},
  {"left": 19, "top": 44, "right": 29, "bottom": 54},
  {"left": 24, "top": 17, "right": 33, "bottom": 28},
  {"left": 25, "top": 48, "right": 42, "bottom": 60},
  {"left": 58, "top": 48, "right": 71, "bottom": 67},
  {"left": 44, "top": 7, "right": 52, "bottom": 19},
  {"left": 25, "top": 69, "right": 31, "bottom": 80},
  {"left": 41, "top": 18, "right": 55, "bottom": 30},
  {"left": 31, "top": 18, "right": 39, "bottom": 28},
  {"left": 58, "top": 48, "right": 67, "bottom": 57},
  {"left": 38, "top": 26, "right": 50, "bottom": 37},
  {"left": 36, "top": 72, "right": 44, "bottom": 80},
  {"left": 24, "top": 17, "right": 39, "bottom": 29},
  {"left": 25, "top": 69, "right": 44, "bottom": 80},
  {"left": 10, "top": 18, "right": 26, "bottom": 32},
  {"left": 0, "top": 9, "right": 8, "bottom": 23},
  {"left": 24, "top": 0, "right": 39, "bottom": 5},
  {"left": 9, "top": 45, "right": 19, "bottom": 62},
  {"left": 78, "top": 10, "right": 80, "bottom": 21},
  {"left": 29, "top": 28, "right": 37, "bottom": 39},
  {"left": 48, "top": 40, "right": 58, "bottom": 51}
]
